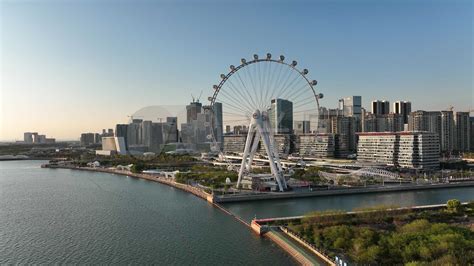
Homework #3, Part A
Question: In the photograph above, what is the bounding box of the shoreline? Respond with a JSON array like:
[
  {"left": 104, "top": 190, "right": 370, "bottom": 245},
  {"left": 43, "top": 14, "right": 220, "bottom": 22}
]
[{"left": 43, "top": 164, "right": 212, "bottom": 201}]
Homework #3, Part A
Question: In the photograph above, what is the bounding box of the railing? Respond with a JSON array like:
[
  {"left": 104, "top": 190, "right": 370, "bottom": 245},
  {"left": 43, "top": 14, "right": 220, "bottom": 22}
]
[{"left": 280, "top": 226, "right": 338, "bottom": 265}]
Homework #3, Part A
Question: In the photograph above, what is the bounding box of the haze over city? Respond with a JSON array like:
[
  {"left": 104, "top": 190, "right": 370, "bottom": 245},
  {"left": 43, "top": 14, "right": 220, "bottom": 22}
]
[{"left": 1, "top": 0, "right": 472, "bottom": 141}]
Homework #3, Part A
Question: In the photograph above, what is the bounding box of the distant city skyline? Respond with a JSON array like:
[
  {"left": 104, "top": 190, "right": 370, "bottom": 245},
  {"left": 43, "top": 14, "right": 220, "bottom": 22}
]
[{"left": 1, "top": 0, "right": 472, "bottom": 141}]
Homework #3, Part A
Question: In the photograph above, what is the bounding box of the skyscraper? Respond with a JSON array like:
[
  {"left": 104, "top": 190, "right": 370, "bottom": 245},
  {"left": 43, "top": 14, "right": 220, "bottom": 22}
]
[
  {"left": 470, "top": 117, "right": 474, "bottom": 152},
  {"left": 115, "top": 124, "right": 129, "bottom": 149},
  {"left": 339, "top": 96, "right": 362, "bottom": 118},
  {"left": 294, "top": 120, "right": 311, "bottom": 134},
  {"left": 454, "top": 112, "right": 470, "bottom": 152},
  {"left": 393, "top": 101, "right": 412, "bottom": 124},
  {"left": 371, "top": 100, "right": 390, "bottom": 115},
  {"left": 269, "top": 98, "right": 293, "bottom": 134},
  {"left": 212, "top": 102, "right": 223, "bottom": 145},
  {"left": 186, "top": 101, "right": 202, "bottom": 123},
  {"left": 440, "top": 111, "right": 455, "bottom": 153},
  {"left": 408, "top": 110, "right": 456, "bottom": 153}
]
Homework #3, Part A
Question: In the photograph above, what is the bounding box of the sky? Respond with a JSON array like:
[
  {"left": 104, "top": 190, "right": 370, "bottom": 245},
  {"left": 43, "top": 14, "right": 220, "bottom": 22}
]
[{"left": 1, "top": 0, "right": 472, "bottom": 141}]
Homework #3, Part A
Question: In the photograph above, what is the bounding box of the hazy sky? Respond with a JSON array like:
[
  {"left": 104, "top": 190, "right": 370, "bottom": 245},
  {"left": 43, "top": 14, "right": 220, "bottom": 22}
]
[{"left": 1, "top": 0, "right": 472, "bottom": 141}]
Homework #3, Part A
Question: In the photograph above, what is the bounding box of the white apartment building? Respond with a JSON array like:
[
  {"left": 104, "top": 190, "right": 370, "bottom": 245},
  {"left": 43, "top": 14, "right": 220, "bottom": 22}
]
[
  {"left": 357, "top": 132, "right": 439, "bottom": 170},
  {"left": 298, "top": 134, "right": 335, "bottom": 158}
]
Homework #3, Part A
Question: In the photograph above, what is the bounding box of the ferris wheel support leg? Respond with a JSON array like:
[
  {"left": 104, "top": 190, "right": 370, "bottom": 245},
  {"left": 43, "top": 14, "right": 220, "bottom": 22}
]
[
  {"left": 264, "top": 118, "right": 287, "bottom": 189},
  {"left": 246, "top": 130, "right": 260, "bottom": 172},
  {"left": 237, "top": 123, "right": 256, "bottom": 189},
  {"left": 257, "top": 120, "right": 285, "bottom": 192}
]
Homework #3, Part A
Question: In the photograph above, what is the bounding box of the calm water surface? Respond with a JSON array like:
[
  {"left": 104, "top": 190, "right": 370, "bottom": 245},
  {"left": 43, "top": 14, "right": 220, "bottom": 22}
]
[
  {"left": 3, "top": 160, "right": 473, "bottom": 264},
  {"left": 0, "top": 160, "right": 295, "bottom": 264},
  {"left": 224, "top": 184, "right": 474, "bottom": 222}
]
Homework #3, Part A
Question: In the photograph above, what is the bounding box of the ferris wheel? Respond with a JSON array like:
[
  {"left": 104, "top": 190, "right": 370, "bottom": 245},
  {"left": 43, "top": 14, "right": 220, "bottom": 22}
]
[{"left": 208, "top": 53, "right": 323, "bottom": 191}]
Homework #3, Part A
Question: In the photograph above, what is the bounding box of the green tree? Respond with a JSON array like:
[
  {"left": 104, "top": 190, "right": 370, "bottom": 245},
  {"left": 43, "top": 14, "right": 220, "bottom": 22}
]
[
  {"left": 446, "top": 199, "right": 462, "bottom": 213},
  {"left": 130, "top": 163, "right": 145, "bottom": 173}
]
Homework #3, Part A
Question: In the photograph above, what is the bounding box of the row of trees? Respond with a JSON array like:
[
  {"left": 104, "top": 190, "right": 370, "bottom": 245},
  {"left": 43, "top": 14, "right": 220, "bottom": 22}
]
[{"left": 175, "top": 165, "right": 237, "bottom": 189}]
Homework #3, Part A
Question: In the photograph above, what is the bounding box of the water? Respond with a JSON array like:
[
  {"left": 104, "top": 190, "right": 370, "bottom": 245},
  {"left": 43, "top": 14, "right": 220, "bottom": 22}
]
[
  {"left": 0, "top": 160, "right": 295, "bottom": 264},
  {"left": 223, "top": 186, "right": 474, "bottom": 222},
  {"left": 2, "top": 161, "right": 473, "bottom": 264}
]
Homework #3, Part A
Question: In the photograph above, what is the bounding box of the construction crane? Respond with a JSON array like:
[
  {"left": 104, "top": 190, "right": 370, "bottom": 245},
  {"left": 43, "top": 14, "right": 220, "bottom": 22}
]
[
  {"left": 127, "top": 115, "right": 143, "bottom": 122},
  {"left": 191, "top": 90, "right": 203, "bottom": 103}
]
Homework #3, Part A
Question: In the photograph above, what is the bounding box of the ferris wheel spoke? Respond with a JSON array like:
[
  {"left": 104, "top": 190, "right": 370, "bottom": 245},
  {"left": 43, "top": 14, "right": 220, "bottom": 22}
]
[
  {"left": 262, "top": 62, "right": 270, "bottom": 107},
  {"left": 219, "top": 86, "right": 254, "bottom": 112},
  {"left": 271, "top": 66, "right": 294, "bottom": 100},
  {"left": 280, "top": 77, "right": 307, "bottom": 100},
  {"left": 223, "top": 111, "right": 251, "bottom": 118},
  {"left": 218, "top": 98, "right": 251, "bottom": 115},
  {"left": 225, "top": 79, "right": 256, "bottom": 111},
  {"left": 278, "top": 73, "right": 302, "bottom": 101},
  {"left": 293, "top": 98, "right": 319, "bottom": 110},
  {"left": 262, "top": 61, "right": 274, "bottom": 108},
  {"left": 256, "top": 62, "right": 265, "bottom": 109},
  {"left": 243, "top": 64, "right": 259, "bottom": 108},
  {"left": 234, "top": 70, "right": 259, "bottom": 110},
  {"left": 264, "top": 62, "right": 281, "bottom": 103},
  {"left": 285, "top": 82, "right": 313, "bottom": 103}
]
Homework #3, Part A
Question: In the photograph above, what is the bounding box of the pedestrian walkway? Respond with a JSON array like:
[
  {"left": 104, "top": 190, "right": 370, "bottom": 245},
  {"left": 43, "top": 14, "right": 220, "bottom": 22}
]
[{"left": 267, "top": 227, "right": 324, "bottom": 266}]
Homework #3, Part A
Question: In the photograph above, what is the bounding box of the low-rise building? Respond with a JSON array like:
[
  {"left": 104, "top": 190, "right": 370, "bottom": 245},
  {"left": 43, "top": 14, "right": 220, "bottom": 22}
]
[
  {"left": 357, "top": 132, "right": 439, "bottom": 170},
  {"left": 223, "top": 135, "right": 246, "bottom": 154},
  {"left": 298, "top": 134, "right": 335, "bottom": 158},
  {"left": 96, "top": 137, "right": 127, "bottom": 156}
]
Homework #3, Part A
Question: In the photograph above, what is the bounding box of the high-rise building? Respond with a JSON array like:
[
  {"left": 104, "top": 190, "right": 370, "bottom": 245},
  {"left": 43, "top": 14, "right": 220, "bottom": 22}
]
[
  {"left": 440, "top": 111, "right": 455, "bottom": 153},
  {"left": 318, "top": 107, "right": 343, "bottom": 133},
  {"left": 470, "top": 117, "right": 474, "bottom": 152},
  {"left": 357, "top": 132, "right": 439, "bottom": 170},
  {"left": 212, "top": 102, "right": 223, "bottom": 145},
  {"left": 186, "top": 101, "right": 202, "bottom": 123},
  {"left": 115, "top": 124, "right": 129, "bottom": 149},
  {"left": 163, "top": 117, "right": 178, "bottom": 143},
  {"left": 408, "top": 111, "right": 441, "bottom": 134},
  {"left": 339, "top": 96, "right": 362, "bottom": 118},
  {"left": 80, "top": 133, "right": 96, "bottom": 146},
  {"left": 331, "top": 116, "right": 357, "bottom": 152},
  {"left": 393, "top": 101, "right": 411, "bottom": 124},
  {"left": 371, "top": 100, "right": 390, "bottom": 115},
  {"left": 23, "top": 132, "right": 37, "bottom": 143},
  {"left": 294, "top": 120, "right": 311, "bottom": 135},
  {"left": 269, "top": 98, "right": 293, "bottom": 134},
  {"left": 127, "top": 119, "right": 143, "bottom": 147},
  {"left": 181, "top": 102, "right": 222, "bottom": 151},
  {"left": 362, "top": 113, "right": 404, "bottom": 132},
  {"left": 454, "top": 112, "right": 470, "bottom": 152}
]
